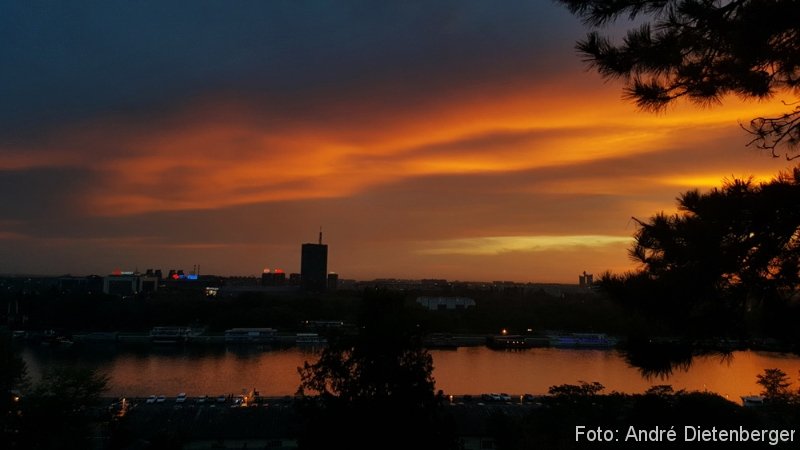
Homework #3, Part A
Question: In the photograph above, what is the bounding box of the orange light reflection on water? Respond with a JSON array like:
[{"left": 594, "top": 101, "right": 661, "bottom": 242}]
[
  {"left": 431, "top": 348, "right": 800, "bottom": 401},
  {"left": 21, "top": 346, "right": 800, "bottom": 401}
]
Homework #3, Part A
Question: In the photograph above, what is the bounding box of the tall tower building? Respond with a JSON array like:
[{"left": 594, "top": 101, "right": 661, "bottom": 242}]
[{"left": 301, "top": 230, "right": 328, "bottom": 291}]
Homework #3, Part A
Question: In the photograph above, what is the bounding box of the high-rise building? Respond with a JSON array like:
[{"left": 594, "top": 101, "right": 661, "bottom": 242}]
[{"left": 301, "top": 230, "right": 328, "bottom": 291}]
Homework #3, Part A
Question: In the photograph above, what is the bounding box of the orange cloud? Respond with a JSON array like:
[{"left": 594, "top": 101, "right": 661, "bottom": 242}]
[{"left": 2, "top": 71, "right": 791, "bottom": 220}]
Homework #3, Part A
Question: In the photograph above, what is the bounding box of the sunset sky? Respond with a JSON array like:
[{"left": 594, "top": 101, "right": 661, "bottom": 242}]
[{"left": 1, "top": 1, "right": 795, "bottom": 282}]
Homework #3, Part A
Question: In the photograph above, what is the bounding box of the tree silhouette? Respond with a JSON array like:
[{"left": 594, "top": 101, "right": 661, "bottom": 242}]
[
  {"left": 298, "top": 292, "right": 436, "bottom": 407},
  {"left": 558, "top": 0, "right": 800, "bottom": 157},
  {"left": 603, "top": 167, "right": 800, "bottom": 336},
  {"left": 756, "top": 368, "right": 792, "bottom": 402},
  {"left": 296, "top": 291, "right": 456, "bottom": 450},
  {"left": 548, "top": 381, "right": 605, "bottom": 397},
  {"left": 622, "top": 338, "right": 697, "bottom": 378},
  {"left": 16, "top": 367, "right": 109, "bottom": 450},
  {"left": 634, "top": 170, "right": 800, "bottom": 295}
]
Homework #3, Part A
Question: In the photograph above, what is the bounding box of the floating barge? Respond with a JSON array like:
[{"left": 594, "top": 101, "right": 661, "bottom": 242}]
[{"left": 548, "top": 333, "right": 618, "bottom": 348}]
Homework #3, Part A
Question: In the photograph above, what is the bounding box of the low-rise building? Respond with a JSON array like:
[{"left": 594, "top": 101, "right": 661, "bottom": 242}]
[
  {"left": 416, "top": 296, "right": 476, "bottom": 311},
  {"left": 102, "top": 272, "right": 159, "bottom": 296}
]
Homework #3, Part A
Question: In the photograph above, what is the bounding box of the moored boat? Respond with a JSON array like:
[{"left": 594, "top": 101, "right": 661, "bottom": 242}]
[
  {"left": 150, "top": 326, "right": 197, "bottom": 344},
  {"left": 224, "top": 328, "right": 277, "bottom": 344},
  {"left": 487, "top": 335, "right": 549, "bottom": 349},
  {"left": 548, "top": 333, "right": 618, "bottom": 348},
  {"left": 295, "top": 333, "right": 327, "bottom": 346}
]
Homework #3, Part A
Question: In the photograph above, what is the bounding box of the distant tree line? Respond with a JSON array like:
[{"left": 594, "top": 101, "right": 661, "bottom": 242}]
[{"left": 2, "top": 286, "right": 630, "bottom": 336}]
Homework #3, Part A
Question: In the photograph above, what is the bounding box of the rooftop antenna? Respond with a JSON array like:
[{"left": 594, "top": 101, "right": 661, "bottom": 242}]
[{"left": 319, "top": 227, "right": 323, "bottom": 245}]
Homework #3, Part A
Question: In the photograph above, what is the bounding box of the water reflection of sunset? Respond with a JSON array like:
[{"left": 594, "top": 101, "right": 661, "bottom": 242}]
[
  {"left": 22, "top": 347, "right": 800, "bottom": 401},
  {"left": 432, "top": 349, "right": 800, "bottom": 402}
]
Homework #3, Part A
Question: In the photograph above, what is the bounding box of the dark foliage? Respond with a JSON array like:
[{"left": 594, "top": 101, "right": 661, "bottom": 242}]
[
  {"left": 297, "top": 293, "right": 436, "bottom": 408},
  {"left": 756, "top": 368, "right": 792, "bottom": 402},
  {"left": 5, "top": 288, "right": 362, "bottom": 333},
  {"left": 419, "top": 289, "right": 629, "bottom": 334},
  {"left": 622, "top": 338, "right": 696, "bottom": 378},
  {"left": 11, "top": 367, "right": 109, "bottom": 450},
  {"left": 493, "top": 390, "right": 767, "bottom": 449},
  {"left": 3, "top": 283, "right": 631, "bottom": 337},
  {"left": 602, "top": 167, "right": 800, "bottom": 338},
  {"left": 296, "top": 290, "right": 457, "bottom": 450},
  {"left": 548, "top": 381, "right": 605, "bottom": 397},
  {"left": 558, "top": 0, "right": 800, "bottom": 157}
]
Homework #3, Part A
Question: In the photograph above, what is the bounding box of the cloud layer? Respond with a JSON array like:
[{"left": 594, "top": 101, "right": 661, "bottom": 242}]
[{"left": 0, "top": 1, "right": 795, "bottom": 281}]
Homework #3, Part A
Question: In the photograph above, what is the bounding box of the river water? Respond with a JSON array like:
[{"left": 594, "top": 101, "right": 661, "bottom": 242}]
[{"left": 20, "top": 345, "right": 800, "bottom": 401}]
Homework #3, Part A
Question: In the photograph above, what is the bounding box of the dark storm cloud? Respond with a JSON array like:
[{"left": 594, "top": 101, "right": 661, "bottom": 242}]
[{"left": 0, "top": 0, "right": 581, "bottom": 140}]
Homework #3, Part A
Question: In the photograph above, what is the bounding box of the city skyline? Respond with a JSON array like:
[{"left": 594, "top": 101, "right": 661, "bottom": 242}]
[{"left": 1, "top": 1, "right": 796, "bottom": 283}]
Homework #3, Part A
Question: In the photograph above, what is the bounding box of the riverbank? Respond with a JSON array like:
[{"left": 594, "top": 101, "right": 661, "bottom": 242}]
[{"left": 20, "top": 328, "right": 798, "bottom": 354}]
